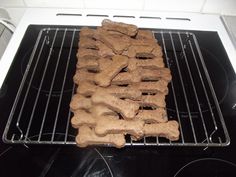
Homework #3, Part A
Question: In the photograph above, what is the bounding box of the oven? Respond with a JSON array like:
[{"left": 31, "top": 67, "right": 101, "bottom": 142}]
[{"left": 0, "top": 8, "right": 236, "bottom": 177}]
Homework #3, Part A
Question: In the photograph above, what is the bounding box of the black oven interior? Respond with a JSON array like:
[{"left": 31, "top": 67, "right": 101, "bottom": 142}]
[{"left": 0, "top": 25, "right": 236, "bottom": 176}]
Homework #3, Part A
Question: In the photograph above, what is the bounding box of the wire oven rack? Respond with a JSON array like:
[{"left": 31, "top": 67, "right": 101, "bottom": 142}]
[{"left": 2, "top": 27, "right": 230, "bottom": 147}]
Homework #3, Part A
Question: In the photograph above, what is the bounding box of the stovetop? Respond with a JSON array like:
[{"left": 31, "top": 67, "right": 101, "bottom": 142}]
[
  {"left": 0, "top": 25, "right": 236, "bottom": 176},
  {"left": 0, "top": 9, "right": 236, "bottom": 177}
]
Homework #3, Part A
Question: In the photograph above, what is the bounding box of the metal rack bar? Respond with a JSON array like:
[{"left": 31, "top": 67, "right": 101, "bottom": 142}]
[
  {"left": 160, "top": 31, "right": 185, "bottom": 144},
  {"left": 169, "top": 32, "right": 197, "bottom": 143},
  {"left": 178, "top": 32, "right": 209, "bottom": 143},
  {"left": 24, "top": 28, "right": 59, "bottom": 141}
]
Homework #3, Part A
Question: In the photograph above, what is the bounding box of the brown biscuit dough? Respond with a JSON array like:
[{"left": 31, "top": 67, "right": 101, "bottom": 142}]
[
  {"left": 143, "top": 120, "right": 180, "bottom": 141},
  {"left": 71, "top": 109, "right": 96, "bottom": 128},
  {"left": 130, "top": 80, "right": 169, "bottom": 94},
  {"left": 76, "top": 125, "right": 126, "bottom": 148},
  {"left": 123, "top": 45, "right": 163, "bottom": 58},
  {"left": 98, "top": 58, "right": 113, "bottom": 71},
  {"left": 79, "top": 27, "right": 96, "bottom": 38},
  {"left": 90, "top": 105, "right": 119, "bottom": 118},
  {"left": 130, "top": 38, "right": 157, "bottom": 46},
  {"left": 76, "top": 48, "right": 99, "bottom": 60},
  {"left": 95, "top": 116, "right": 144, "bottom": 139},
  {"left": 111, "top": 69, "right": 142, "bottom": 85},
  {"left": 141, "top": 68, "right": 172, "bottom": 82},
  {"left": 102, "top": 19, "right": 138, "bottom": 37},
  {"left": 76, "top": 58, "right": 98, "bottom": 71},
  {"left": 94, "top": 28, "right": 131, "bottom": 54},
  {"left": 96, "top": 41, "right": 115, "bottom": 58},
  {"left": 70, "top": 94, "right": 92, "bottom": 111},
  {"left": 94, "top": 55, "right": 128, "bottom": 87},
  {"left": 79, "top": 37, "right": 98, "bottom": 49},
  {"left": 127, "top": 58, "right": 165, "bottom": 71},
  {"left": 78, "top": 81, "right": 142, "bottom": 100},
  {"left": 135, "top": 30, "right": 156, "bottom": 40},
  {"left": 91, "top": 90, "right": 140, "bottom": 119},
  {"left": 139, "top": 93, "right": 166, "bottom": 108},
  {"left": 73, "top": 69, "right": 95, "bottom": 84},
  {"left": 136, "top": 108, "right": 168, "bottom": 123}
]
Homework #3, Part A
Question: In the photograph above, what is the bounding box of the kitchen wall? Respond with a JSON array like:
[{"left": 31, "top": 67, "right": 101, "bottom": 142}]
[{"left": 1, "top": 0, "right": 236, "bottom": 25}]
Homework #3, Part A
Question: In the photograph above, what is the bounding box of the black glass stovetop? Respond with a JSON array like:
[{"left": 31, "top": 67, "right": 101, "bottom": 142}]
[{"left": 0, "top": 25, "right": 236, "bottom": 177}]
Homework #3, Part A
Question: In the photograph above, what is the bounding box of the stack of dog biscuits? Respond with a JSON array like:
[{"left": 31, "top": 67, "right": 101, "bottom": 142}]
[{"left": 70, "top": 19, "right": 180, "bottom": 148}]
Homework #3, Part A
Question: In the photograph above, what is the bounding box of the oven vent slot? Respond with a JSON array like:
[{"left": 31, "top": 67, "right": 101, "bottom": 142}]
[
  {"left": 86, "top": 14, "right": 109, "bottom": 17},
  {"left": 139, "top": 16, "right": 161, "bottom": 20},
  {"left": 113, "top": 15, "right": 135, "bottom": 18},
  {"left": 166, "top": 17, "right": 191, "bottom": 21},
  {"left": 56, "top": 13, "right": 82, "bottom": 17}
]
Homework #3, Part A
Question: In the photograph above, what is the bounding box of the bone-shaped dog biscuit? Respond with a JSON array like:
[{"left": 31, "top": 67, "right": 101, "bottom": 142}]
[
  {"left": 95, "top": 116, "right": 144, "bottom": 139},
  {"left": 76, "top": 125, "right": 126, "bottom": 148},
  {"left": 70, "top": 94, "right": 92, "bottom": 111},
  {"left": 73, "top": 70, "right": 95, "bottom": 84},
  {"left": 91, "top": 90, "right": 140, "bottom": 119},
  {"left": 90, "top": 105, "right": 119, "bottom": 118},
  {"left": 136, "top": 108, "right": 167, "bottom": 123},
  {"left": 130, "top": 80, "right": 169, "bottom": 94},
  {"left": 128, "top": 58, "right": 165, "bottom": 71},
  {"left": 111, "top": 69, "right": 142, "bottom": 85},
  {"left": 102, "top": 19, "right": 138, "bottom": 37},
  {"left": 144, "top": 120, "right": 180, "bottom": 141},
  {"left": 79, "top": 37, "right": 98, "bottom": 49},
  {"left": 139, "top": 93, "right": 166, "bottom": 108},
  {"left": 78, "top": 81, "right": 142, "bottom": 100},
  {"left": 71, "top": 109, "right": 96, "bottom": 128},
  {"left": 95, "top": 28, "right": 131, "bottom": 54},
  {"left": 77, "top": 48, "right": 99, "bottom": 60},
  {"left": 94, "top": 55, "right": 128, "bottom": 87},
  {"left": 141, "top": 68, "right": 172, "bottom": 82},
  {"left": 79, "top": 27, "right": 96, "bottom": 38},
  {"left": 135, "top": 30, "right": 156, "bottom": 40},
  {"left": 76, "top": 58, "right": 98, "bottom": 71},
  {"left": 96, "top": 41, "right": 115, "bottom": 58}
]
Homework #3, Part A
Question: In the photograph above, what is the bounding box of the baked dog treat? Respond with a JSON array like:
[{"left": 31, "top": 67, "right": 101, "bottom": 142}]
[
  {"left": 77, "top": 48, "right": 99, "bottom": 60},
  {"left": 96, "top": 41, "right": 115, "bottom": 58},
  {"left": 76, "top": 125, "right": 126, "bottom": 148},
  {"left": 130, "top": 80, "right": 169, "bottom": 94},
  {"left": 76, "top": 58, "right": 98, "bottom": 71},
  {"left": 70, "top": 94, "right": 92, "bottom": 111},
  {"left": 139, "top": 93, "right": 166, "bottom": 108},
  {"left": 143, "top": 120, "right": 180, "bottom": 141},
  {"left": 71, "top": 109, "right": 96, "bottom": 128},
  {"left": 141, "top": 68, "right": 172, "bottom": 82},
  {"left": 90, "top": 105, "right": 119, "bottom": 118},
  {"left": 94, "top": 55, "right": 128, "bottom": 87},
  {"left": 73, "top": 69, "right": 95, "bottom": 84},
  {"left": 111, "top": 69, "right": 142, "bottom": 85},
  {"left": 102, "top": 19, "right": 138, "bottom": 37},
  {"left": 78, "top": 81, "right": 142, "bottom": 100},
  {"left": 95, "top": 28, "right": 131, "bottom": 54},
  {"left": 135, "top": 30, "right": 156, "bottom": 40},
  {"left": 79, "top": 37, "right": 98, "bottom": 49},
  {"left": 95, "top": 116, "right": 144, "bottom": 139},
  {"left": 136, "top": 108, "right": 168, "bottom": 123},
  {"left": 79, "top": 27, "right": 96, "bottom": 38},
  {"left": 123, "top": 45, "right": 163, "bottom": 58},
  {"left": 92, "top": 90, "right": 140, "bottom": 119},
  {"left": 127, "top": 58, "right": 165, "bottom": 71}
]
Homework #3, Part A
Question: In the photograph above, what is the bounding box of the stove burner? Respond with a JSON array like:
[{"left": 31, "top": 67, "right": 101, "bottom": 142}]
[
  {"left": 0, "top": 145, "right": 114, "bottom": 177},
  {"left": 174, "top": 158, "right": 236, "bottom": 177},
  {"left": 166, "top": 47, "right": 229, "bottom": 114},
  {"left": 21, "top": 45, "right": 75, "bottom": 96}
]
